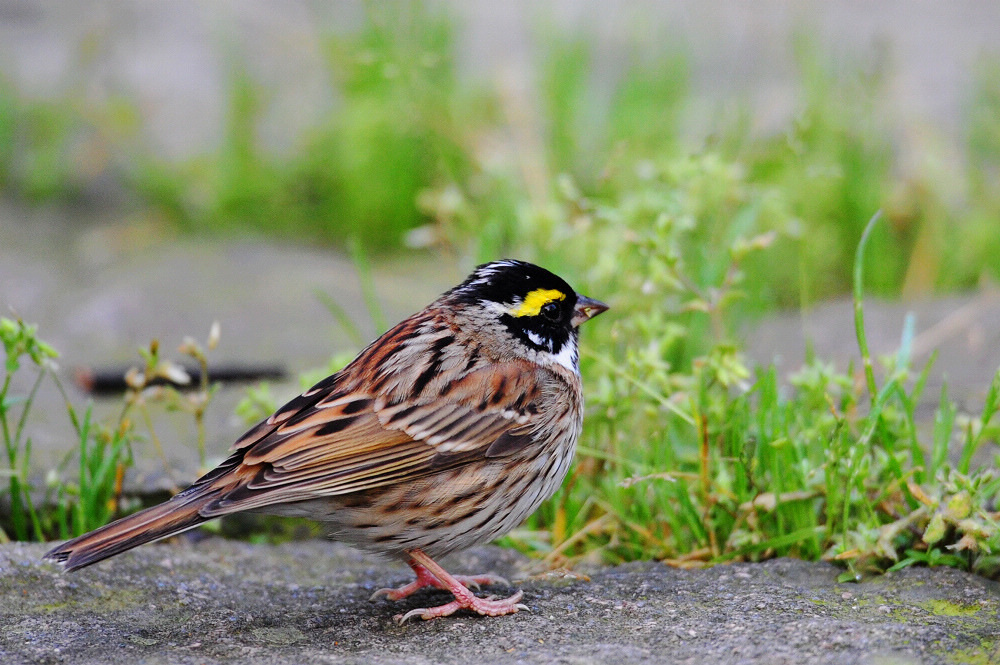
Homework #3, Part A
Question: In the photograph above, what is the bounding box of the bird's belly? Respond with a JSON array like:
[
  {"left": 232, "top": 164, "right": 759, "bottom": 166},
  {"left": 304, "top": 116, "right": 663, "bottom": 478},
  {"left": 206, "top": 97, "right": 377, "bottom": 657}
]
[{"left": 273, "top": 445, "right": 575, "bottom": 558}]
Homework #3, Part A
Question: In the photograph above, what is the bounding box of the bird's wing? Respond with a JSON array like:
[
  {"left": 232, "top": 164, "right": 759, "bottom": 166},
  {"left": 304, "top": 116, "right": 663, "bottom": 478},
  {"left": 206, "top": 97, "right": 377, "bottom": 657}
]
[{"left": 194, "top": 361, "right": 543, "bottom": 516}]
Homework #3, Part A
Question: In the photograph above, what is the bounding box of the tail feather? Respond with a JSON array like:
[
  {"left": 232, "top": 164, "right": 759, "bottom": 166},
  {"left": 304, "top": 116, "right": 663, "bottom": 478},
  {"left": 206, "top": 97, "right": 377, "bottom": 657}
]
[{"left": 43, "top": 488, "right": 221, "bottom": 572}]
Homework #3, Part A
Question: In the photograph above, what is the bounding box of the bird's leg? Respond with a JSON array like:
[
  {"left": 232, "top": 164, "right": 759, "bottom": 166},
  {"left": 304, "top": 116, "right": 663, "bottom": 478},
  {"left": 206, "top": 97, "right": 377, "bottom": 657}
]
[
  {"left": 370, "top": 560, "right": 443, "bottom": 601},
  {"left": 392, "top": 549, "right": 528, "bottom": 624},
  {"left": 371, "top": 553, "right": 510, "bottom": 601}
]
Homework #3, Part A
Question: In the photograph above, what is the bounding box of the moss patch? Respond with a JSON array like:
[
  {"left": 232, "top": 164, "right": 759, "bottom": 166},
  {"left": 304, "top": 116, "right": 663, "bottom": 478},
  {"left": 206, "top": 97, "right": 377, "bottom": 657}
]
[
  {"left": 941, "top": 638, "right": 1000, "bottom": 665},
  {"left": 919, "top": 599, "right": 981, "bottom": 617}
]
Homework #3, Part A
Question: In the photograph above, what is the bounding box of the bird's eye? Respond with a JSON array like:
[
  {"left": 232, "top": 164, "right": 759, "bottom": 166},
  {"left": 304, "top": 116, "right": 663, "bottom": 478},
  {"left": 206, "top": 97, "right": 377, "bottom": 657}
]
[{"left": 540, "top": 301, "right": 560, "bottom": 321}]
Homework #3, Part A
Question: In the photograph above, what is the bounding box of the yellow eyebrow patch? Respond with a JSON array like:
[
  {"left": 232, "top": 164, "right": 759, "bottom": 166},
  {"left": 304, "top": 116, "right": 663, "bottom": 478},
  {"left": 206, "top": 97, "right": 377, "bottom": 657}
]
[{"left": 512, "top": 288, "right": 565, "bottom": 317}]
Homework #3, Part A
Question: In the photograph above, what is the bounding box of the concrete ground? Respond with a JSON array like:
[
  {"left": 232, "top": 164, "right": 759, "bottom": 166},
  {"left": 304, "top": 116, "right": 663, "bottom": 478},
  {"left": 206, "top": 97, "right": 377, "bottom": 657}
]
[{"left": 2, "top": 539, "right": 999, "bottom": 665}]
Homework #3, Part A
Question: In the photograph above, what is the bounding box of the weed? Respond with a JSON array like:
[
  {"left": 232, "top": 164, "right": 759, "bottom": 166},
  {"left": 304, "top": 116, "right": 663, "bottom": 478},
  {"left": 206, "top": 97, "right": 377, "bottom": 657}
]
[
  {"left": 498, "top": 205, "right": 1000, "bottom": 579},
  {"left": 0, "top": 318, "right": 225, "bottom": 541},
  {"left": 131, "top": 3, "right": 484, "bottom": 251},
  {"left": 1, "top": 317, "right": 136, "bottom": 542},
  {"left": 0, "top": 317, "right": 59, "bottom": 540}
]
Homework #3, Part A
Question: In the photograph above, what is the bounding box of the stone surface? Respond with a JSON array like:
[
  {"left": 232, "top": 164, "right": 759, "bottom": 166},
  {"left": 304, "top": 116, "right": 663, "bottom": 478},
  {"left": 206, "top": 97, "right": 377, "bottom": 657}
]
[{"left": 2, "top": 539, "right": 999, "bottom": 665}]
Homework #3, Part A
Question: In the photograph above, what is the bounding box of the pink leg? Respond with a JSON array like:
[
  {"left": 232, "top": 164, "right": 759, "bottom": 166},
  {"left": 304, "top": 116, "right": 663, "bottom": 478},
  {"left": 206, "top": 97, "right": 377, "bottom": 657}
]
[
  {"left": 370, "top": 558, "right": 510, "bottom": 601},
  {"left": 392, "top": 549, "right": 528, "bottom": 624}
]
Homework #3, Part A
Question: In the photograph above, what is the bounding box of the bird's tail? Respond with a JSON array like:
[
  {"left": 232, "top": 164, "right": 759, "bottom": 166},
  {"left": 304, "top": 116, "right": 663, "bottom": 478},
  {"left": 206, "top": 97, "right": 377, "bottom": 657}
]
[{"left": 43, "top": 486, "right": 220, "bottom": 572}]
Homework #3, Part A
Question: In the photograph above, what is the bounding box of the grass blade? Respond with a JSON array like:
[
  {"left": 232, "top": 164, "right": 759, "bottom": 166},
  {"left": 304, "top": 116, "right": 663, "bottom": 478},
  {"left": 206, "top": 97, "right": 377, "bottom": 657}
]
[{"left": 853, "top": 210, "right": 883, "bottom": 405}]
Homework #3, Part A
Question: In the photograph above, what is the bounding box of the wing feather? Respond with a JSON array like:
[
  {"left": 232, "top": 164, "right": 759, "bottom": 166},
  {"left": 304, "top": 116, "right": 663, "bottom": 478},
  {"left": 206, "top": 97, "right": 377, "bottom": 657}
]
[{"left": 197, "top": 320, "right": 547, "bottom": 516}]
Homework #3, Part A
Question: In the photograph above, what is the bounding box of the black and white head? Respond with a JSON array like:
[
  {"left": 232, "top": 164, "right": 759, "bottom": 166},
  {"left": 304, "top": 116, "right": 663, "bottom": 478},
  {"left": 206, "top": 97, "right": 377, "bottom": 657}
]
[{"left": 448, "top": 260, "right": 608, "bottom": 372}]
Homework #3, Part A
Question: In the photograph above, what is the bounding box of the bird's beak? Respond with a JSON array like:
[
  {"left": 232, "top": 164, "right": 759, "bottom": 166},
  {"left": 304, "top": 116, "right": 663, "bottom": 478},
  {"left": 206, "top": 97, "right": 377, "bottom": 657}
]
[{"left": 571, "top": 295, "right": 609, "bottom": 328}]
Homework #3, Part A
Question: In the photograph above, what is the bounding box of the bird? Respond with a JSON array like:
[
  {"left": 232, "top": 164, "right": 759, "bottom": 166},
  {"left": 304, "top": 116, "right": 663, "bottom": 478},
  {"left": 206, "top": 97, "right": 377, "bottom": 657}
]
[{"left": 44, "top": 259, "right": 608, "bottom": 623}]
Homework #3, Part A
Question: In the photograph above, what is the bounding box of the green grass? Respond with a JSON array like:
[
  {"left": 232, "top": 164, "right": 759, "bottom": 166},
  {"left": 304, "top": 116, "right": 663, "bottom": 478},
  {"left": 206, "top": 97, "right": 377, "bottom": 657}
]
[
  {"left": 2, "top": 209, "right": 1000, "bottom": 581},
  {"left": 495, "top": 207, "right": 1000, "bottom": 579},
  {"left": 130, "top": 4, "right": 482, "bottom": 251},
  {"left": 0, "top": 320, "right": 224, "bottom": 542}
]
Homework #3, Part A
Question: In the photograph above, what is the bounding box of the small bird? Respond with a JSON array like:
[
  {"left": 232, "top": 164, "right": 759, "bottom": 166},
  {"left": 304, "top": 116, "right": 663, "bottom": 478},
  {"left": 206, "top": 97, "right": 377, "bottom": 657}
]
[{"left": 45, "top": 259, "right": 607, "bottom": 623}]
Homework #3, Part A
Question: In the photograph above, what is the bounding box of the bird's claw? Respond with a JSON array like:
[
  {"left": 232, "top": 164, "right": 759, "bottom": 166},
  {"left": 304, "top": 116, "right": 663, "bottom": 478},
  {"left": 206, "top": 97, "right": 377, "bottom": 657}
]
[{"left": 393, "top": 590, "right": 527, "bottom": 624}]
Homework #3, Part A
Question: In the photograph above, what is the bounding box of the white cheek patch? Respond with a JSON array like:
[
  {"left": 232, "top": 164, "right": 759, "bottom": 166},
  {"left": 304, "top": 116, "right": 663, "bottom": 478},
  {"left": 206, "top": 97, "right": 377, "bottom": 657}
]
[
  {"left": 481, "top": 297, "right": 579, "bottom": 373},
  {"left": 525, "top": 329, "right": 549, "bottom": 350},
  {"left": 549, "top": 337, "right": 579, "bottom": 373}
]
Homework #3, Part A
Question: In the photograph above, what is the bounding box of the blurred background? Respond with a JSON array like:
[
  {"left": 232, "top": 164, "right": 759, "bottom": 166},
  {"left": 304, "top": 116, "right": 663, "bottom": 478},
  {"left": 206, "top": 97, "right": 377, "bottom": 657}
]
[{"left": 1, "top": 1, "right": 1000, "bottom": 535}]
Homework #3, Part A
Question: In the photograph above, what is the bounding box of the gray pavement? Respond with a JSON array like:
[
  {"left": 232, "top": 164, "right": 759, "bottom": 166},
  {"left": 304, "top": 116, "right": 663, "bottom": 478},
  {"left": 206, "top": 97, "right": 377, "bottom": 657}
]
[{"left": 3, "top": 539, "right": 999, "bottom": 665}]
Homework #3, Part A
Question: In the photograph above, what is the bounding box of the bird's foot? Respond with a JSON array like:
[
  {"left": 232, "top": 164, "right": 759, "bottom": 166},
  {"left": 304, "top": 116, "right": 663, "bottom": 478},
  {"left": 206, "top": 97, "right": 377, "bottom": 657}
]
[
  {"left": 374, "top": 548, "right": 527, "bottom": 623},
  {"left": 395, "top": 589, "right": 527, "bottom": 624}
]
